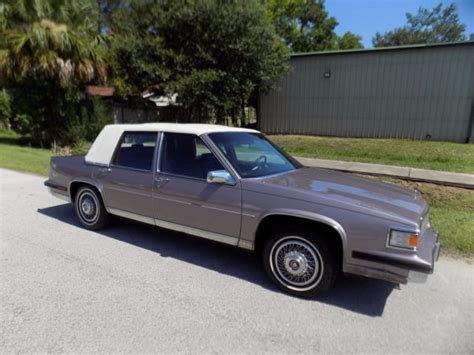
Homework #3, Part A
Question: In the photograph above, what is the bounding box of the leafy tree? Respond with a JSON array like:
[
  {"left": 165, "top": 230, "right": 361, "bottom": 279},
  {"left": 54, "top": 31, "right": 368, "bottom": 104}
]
[
  {"left": 261, "top": 0, "right": 338, "bottom": 52},
  {"left": 0, "top": 88, "right": 12, "bottom": 127},
  {"left": 111, "top": 0, "right": 289, "bottom": 123},
  {"left": 373, "top": 3, "right": 466, "bottom": 47},
  {"left": 97, "top": 0, "right": 129, "bottom": 33},
  {"left": 2, "top": 19, "right": 106, "bottom": 85},
  {"left": 335, "top": 32, "right": 363, "bottom": 50},
  {"left": 0, "top": 0, "right": 99, "bottom": 33},
  {"left": 0, "top": 0, "right": 108, "bottom": 146}
]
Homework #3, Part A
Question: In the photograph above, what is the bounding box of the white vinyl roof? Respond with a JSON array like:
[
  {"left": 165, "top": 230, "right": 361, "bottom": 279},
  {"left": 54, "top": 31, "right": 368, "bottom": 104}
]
[{"left": 85, "top": 123, "right": 259, "bottom": 165}]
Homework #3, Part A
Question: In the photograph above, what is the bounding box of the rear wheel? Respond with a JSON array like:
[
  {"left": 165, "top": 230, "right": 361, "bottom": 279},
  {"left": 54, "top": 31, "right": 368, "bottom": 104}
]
[
  {"left": 263, "top": 227, "right": 339, "bottom": 297},
  {"left": 74, "top": 186, "right": 110, "bottom": 230}
]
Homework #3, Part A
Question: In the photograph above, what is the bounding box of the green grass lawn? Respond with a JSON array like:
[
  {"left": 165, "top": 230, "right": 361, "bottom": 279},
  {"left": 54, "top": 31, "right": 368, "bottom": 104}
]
[
  {"left": 421, "top": 186, "right": 474, "bottom": 258},
  {"left": 269, "top": 135, "right": 474, "bottom": 174},
  {"left": 1, "top": 129, "right": 472, "bottom": 256},
  {"left": 0, "top": 130, "right": 53, "bottom": 176}
]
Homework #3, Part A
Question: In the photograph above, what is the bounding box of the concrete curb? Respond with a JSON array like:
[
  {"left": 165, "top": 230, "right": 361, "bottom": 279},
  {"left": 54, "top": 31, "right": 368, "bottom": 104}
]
[{"left": 295, "top": 157, "right": 474, "bottom": 189}]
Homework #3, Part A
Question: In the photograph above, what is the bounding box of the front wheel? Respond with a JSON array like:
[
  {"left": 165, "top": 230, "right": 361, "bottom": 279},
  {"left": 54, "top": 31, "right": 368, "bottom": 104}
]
[
  {"left": 74, "top": 186, "right": 110, "bottom": 230},
  {"left": 263, "top": 229, "right": 338, "bottom": 297}
]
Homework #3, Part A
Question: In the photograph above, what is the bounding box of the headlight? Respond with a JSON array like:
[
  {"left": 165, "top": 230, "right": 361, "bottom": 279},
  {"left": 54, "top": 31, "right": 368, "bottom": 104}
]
[{"left": 388, "top": 229, "right": 419, "bottom": 250}]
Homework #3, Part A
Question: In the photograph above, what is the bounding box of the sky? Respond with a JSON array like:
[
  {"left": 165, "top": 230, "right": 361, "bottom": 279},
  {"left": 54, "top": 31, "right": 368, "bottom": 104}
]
[{"left": 325, "top": 0, "right": 474, "bottom": 47}]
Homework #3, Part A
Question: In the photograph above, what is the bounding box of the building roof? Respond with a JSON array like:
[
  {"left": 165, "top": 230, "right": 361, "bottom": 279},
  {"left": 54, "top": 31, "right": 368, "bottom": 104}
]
[
  {"left": 85, "top": 123, "right": 258, "bottom": 165},
  {"left": 144, "top": 93, "right": 181, "bottom": 107},
  {"left": 85, "top": 86, "right": 115, "bottom": 97},
  {"left": 291, "top": 40, "right": 474, "bottom": 58}
]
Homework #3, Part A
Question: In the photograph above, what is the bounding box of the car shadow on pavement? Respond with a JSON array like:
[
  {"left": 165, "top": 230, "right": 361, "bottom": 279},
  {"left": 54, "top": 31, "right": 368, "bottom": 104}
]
[{"left": 38, "top": 203, "right": 396, "bottom": 317}]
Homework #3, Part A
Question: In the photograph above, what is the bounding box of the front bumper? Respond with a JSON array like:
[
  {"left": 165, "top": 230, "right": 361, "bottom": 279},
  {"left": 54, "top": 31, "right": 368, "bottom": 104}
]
[
  {"left": 408, "top": 235, "right": 440, "bottom": 283},
  {"left": 347, "top": 228, "right": 440, "bottom": 284}
]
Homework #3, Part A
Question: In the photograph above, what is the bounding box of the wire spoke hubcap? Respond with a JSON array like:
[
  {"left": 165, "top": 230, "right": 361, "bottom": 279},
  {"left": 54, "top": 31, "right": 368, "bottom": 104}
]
[
  {"left": 271, "top": 238, "right": 323, "bottom": 289},
  {"left": 284, "top": 251, "right": 309, "bottom": 276}
]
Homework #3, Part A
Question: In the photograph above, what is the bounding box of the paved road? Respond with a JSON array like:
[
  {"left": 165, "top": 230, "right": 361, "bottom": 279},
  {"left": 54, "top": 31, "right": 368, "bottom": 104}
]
[{"left": 1, "top": 168, "right": 473, "bottom": 353}]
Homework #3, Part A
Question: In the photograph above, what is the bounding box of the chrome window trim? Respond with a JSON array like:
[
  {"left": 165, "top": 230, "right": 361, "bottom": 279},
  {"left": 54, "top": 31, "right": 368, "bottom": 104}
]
[
  {"left": 155, "top": 132, "right": 164, "bottom": 173},
  {"left": 157, "top": 171, "right": 210, "bottom": 184},
  {"left": 85, "top": 161, "right": 109, "bottom": 168},
  {"left": 200, "top": 134, "right": 242, "bottom": 181},
  {"left": 108, "top": 164, "right": 154, "bottom": 173},
  {"left": 155, "top": 132, "right": 239, "bottom": 184},
  {"left": 109, "top": 131, "right": 158, "bottom": 172},
  {"left": 108, "top": 208, "right": 241, "bottom": 247},
  {"left": 203, "top": 132, "right": 301, "bottom": 180}
]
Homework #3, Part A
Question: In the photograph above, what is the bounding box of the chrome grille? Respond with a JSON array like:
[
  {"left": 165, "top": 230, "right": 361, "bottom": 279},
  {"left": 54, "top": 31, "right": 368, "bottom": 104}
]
[{"left": 420, "top": 212, "right": 431, "bottom": 234}]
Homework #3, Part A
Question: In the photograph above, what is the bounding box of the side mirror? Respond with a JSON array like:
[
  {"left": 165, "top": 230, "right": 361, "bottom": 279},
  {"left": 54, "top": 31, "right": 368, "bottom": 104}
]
[{"left": 207, "top": 170, "right": 236, "bottom": 186}]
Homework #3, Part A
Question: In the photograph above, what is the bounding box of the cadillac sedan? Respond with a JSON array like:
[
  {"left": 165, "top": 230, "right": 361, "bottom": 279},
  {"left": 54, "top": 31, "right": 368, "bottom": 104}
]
[{"left": 45, "top": 123, "right": 440, "bottom": 297}]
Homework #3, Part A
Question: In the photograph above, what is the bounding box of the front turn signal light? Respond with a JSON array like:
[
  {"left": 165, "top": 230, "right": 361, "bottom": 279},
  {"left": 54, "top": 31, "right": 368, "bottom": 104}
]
[{"left": 389, "top": 229, "right": 419, "bottom": 250}]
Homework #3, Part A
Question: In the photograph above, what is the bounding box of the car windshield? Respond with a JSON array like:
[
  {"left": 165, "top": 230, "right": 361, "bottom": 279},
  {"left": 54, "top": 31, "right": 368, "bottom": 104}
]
[{"left": 208, "top": 132, "right": 301, "bottom": 178}]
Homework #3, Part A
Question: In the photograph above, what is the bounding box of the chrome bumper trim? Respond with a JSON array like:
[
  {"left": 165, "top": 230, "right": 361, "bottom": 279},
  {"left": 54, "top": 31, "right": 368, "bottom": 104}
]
[
  {"left": 344, "top": 264, "right": 408, "bottom": 284},
  {"left": 48, "top": 189, "right": 71, "bottom": 202},
  {"left": 351, "top": 251, "right": 433, "bottom": 273}
]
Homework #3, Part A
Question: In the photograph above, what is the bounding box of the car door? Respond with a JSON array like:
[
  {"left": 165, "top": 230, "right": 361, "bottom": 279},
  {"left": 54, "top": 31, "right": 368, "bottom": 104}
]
[
  {"left": 100, "top": 131, "right": 157, "bottom": 220},
  {"left": 153, "top": 132, "right": 242, "bottom": 243}
]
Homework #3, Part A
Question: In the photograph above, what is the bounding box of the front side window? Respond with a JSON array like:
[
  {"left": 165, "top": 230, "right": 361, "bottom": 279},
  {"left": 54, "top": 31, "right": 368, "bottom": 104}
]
[
  {"left": 208, "top": 132, "right": 300, "bottom": 178},
  {"left": 113, "top": 132, "right": 157, "bottom": 170},
  {"left": 160, "top": 133, "right": 224, "bottom": 179}
]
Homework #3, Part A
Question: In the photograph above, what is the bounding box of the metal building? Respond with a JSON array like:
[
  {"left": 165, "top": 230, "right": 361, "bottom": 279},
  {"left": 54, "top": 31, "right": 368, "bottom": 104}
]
[{"left": 258, "top": 41, "right": 474, "bottom": 143}]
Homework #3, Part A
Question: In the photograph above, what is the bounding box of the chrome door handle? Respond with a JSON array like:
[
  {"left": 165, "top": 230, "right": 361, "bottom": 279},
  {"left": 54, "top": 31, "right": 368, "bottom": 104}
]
[
  {"left": 154, "top": 176, "right": 170, "bottom": 188},
  {"left": 96, "top": 166, "right": 111, "bottom": 177}
]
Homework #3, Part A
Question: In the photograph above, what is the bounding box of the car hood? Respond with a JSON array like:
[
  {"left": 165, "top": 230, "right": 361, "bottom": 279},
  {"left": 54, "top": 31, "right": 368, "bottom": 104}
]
[{"left": 250, "top": 167, "right": 427, "bottom": 224}]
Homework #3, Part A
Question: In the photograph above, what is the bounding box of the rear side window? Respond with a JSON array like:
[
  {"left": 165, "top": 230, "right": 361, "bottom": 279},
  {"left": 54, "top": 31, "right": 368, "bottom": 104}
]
[
  {"left": 113, "top": 132, "right": 157, "bottom": 170},
  {"left": 160, "top": 133, "right": 224, "bottom": 179}
]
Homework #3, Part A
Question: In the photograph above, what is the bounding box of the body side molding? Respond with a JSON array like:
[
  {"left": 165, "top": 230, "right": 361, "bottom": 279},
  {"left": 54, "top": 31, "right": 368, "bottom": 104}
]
[{"left": 108, "top": 208, "right": 240, "bottom": 247}]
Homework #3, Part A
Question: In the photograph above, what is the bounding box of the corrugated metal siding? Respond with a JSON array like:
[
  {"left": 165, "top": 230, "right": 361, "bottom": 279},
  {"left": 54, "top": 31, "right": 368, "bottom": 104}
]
[{"left": 259, "top": 43, "right": 474, "bottom": 142}]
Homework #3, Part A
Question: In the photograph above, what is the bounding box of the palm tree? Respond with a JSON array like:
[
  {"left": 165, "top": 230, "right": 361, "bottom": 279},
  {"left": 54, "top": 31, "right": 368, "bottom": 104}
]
[
  {"left": 0, "top": 0, "right": 99, "bottom": 33},
  {"left": 0, "top": 0, "right": 106, "bottom": 84},
  {"left": 1, "top": 19, "right": 106, "bottom": 85},
  {"left": 0, "top": 0, "right": 108, "bottom": 146}
]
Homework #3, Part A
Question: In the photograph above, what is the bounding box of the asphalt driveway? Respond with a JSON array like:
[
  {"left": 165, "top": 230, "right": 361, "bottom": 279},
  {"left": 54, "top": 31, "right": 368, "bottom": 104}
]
[{"left": 1, "top": 168, "right": 473, "bottom": 353}]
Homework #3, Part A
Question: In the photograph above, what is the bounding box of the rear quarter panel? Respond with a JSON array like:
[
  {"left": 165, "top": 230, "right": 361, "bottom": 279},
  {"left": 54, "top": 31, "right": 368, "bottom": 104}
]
[{"left": 48, "top": 155, "right": 98, "bottom": 198}]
